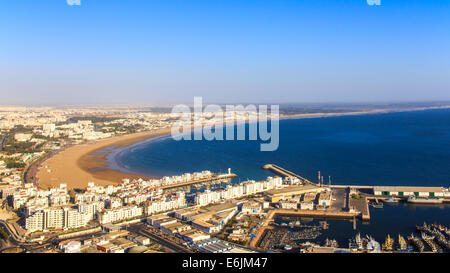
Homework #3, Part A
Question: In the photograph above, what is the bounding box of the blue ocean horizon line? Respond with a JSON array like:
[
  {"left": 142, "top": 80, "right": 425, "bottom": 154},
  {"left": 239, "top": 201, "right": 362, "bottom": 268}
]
[{"left": 110, "top": 107, "right": 450, "bottom": 189}]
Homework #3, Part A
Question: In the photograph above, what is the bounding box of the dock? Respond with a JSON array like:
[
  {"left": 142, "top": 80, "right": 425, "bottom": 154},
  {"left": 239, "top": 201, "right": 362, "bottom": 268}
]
[
  {"left": 249, "top": 208, "right": 360, "bottom": 249},
  {"left": 159, "top": 173, "right": 237, "bottom": 189},
  {"left": 272, "top": 208, "right": 360, "bottom": 219},
  {"left": 262, "top": 164, "right": 317, "bottom": 186}
]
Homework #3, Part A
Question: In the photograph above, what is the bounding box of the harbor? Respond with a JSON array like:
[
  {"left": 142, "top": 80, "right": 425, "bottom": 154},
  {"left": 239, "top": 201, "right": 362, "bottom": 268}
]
[
  {"left": 246, "top": 164, "right": 450, "bottom": 253},
  {"left": 252, "top": 214, "right": 450, "bottom": 253}
]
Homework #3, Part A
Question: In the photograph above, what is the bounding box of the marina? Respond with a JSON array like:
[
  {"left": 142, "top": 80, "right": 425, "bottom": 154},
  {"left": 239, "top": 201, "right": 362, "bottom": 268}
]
[{"left": 255, "top": 218, "right": 450, "bottom": 253}]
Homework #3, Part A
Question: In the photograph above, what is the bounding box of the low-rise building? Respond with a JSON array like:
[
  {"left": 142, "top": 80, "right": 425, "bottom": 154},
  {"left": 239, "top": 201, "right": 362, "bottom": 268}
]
[
  {"left": 318, "top": 190, "right": 332, "bottom": 207},
  {"left": 373, "top": 186, "right": 450, "bottom": 198},
  {"left": 279, "top": 200, "right": 298, "bottom": 210},
  {"left": 178, "top": 229, "right": 211, "bottom": 243},
  {"left": 58, "top": 240, "right": 81, "bottom": 253},
  {"left": 299, "top": 202, "right": 314, "bottom": 210}
]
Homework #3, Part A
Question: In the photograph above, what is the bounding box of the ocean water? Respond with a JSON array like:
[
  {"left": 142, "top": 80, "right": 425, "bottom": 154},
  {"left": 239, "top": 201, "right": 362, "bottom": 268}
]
[
  {"left": 113, "top": 108, "right": 450, "bottom": 243},
  {"left": 115, "top": 108, "right": 450, "bottom": 187}
]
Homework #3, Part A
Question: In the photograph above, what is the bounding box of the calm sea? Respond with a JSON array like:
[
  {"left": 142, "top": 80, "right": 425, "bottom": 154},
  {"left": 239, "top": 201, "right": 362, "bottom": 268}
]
[{"left": 112, "top": 108, "right": 450, "bottom": 245}]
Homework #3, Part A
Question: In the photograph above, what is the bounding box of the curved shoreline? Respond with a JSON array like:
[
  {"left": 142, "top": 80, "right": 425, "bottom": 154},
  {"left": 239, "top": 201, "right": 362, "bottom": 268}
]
[
  {"left": 35, "top": 128, "right": 172, "bottom": 189},
  {"left": 35, "top": 106, "right": 450, "bottom": 189},
  {"left": 108, "top": 106, "right": 450, "bottom": 178}
]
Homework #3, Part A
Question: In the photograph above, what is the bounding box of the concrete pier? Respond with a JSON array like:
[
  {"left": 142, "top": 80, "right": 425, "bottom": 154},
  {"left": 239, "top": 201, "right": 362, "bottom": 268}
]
[
  {"left": 159, "top": 173, "right": 237, "bottom": 189},
  {"left": 262, "top": 164, "right": 317, "bottom": 186}
]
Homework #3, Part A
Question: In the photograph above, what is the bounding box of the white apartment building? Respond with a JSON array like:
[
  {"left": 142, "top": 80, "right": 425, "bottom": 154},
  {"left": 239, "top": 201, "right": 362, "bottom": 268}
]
[
  {"left": 98, "top": 205, "right": 143, "bottom": 224},
  {"left": 144, "top": 192, "right": 186, "bottom": 215},
  {"left": 77, "top": 201, "right": 105, "bottom": 220},
  {"left": 195, "top": 177, "right": 283, "bottom": 206},
  {"left": 25, "top": 206, "right": 91, "bottom": 232}
]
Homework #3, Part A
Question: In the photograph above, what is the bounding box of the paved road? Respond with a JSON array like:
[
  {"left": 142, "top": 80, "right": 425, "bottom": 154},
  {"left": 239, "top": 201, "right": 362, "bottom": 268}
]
[
  {"left": 1, "top": 220, "right": 194, "bottom": 253},
  {"left": 0, "top": 220, "right": 23, "bottom": 245},
  {"left": 330, "top": 188, "right": 347, "bottom": 211},
  {"left": 0, "top": 134, "right": 7, "bottom": 151}
]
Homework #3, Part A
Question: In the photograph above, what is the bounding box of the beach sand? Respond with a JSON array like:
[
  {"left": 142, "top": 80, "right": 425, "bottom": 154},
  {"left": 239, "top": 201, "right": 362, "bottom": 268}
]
[{"left": 35, "top": 128, "right": 172, "bottom": 189}]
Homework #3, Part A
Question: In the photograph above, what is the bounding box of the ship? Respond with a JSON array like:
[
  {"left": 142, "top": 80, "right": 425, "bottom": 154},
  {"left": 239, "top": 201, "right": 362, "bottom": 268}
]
[
  {"left": 323, "top": 238, "right": 339, "bottom": 248},
  {"left": 407, "top": 196, "right": 443, "bottom": 204},
  {"left": 397, "top": 234, "right": 413, "bottom": 252},
  {"left": 430, "top": 223, "right": 446, "bottom": 231},
  {"left": 382, "top": 234, "right": 394, "bottom": 251},
  {"left": 288, "top": 221, "right": 295, "bottom": 228},
  {"left": 355, "top": 233, "right": 363, "bottom": 250},
  {"left": 348, "top": 238, "right": 358, "bottom": 250},
  {"left": 433, "top": 233, "right": 450, "bottom": 251},
  {"left": 382, "top": 198, "right": 398, "bottom": 203},
  {"left": 408, "top": 234, "right": 425, "bottom": 252},
  {"left": 416, "top": 222, "right": 431, "bottom": 232},
  {"left": 429, "top": 227, "right": 450, "bottom": 251},
  {"left": 416, "top": 223, "right": 424, "bottom": 231},
  {"left": 370, "top": 202, "right": 383, "bottom": 208},
  {"left": 366, "top": 235, "right": 381, "bottom": 253},
  {"left": 421, "top": 232, "right": 441, "bottom": 253},
  {"left": 319, "top": 221, "right": 329, "bottom": 229}
]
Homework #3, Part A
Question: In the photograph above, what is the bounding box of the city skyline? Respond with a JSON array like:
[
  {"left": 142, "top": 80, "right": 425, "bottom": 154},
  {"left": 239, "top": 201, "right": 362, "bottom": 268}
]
[{"left": 1, "top": 0, "right": 449, "bottom": 105}]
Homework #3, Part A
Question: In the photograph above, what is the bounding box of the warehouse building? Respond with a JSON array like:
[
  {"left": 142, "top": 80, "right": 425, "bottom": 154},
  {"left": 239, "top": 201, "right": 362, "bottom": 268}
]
[{"left": 373, "top": 186, "right": 450, "bottom": 198}]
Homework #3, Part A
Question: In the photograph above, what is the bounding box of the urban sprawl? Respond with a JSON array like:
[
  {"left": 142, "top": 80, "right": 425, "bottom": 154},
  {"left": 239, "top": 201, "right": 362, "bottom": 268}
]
[{"left": 1, "top": 106, "right": 450, "bottom": 254}]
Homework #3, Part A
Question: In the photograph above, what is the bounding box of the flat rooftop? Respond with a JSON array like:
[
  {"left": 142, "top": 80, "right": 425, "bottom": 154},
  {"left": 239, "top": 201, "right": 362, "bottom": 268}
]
[
  {"left": 373, "top": 186, "right": 447, "bottom": 192},
  {"left": 202, "top": 202, "right": 237, "bottom": 213},
  {"left": 266, "top": 185, "right": 322, "bottom": 196}
]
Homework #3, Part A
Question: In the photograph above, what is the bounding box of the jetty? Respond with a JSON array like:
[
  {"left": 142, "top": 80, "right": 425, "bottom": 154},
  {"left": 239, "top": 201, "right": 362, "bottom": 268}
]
[
  {"left": 159, "top": 173, "right": 237, "bottom": 190},
  {"left": 262, "top": 164, "right": 317, "bottom": 186}
]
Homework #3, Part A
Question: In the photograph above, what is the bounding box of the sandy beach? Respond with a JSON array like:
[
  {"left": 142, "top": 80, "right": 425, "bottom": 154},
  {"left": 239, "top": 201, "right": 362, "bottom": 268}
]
[{"left": 35, "top": 128, "right": 172, "bottom": 189}]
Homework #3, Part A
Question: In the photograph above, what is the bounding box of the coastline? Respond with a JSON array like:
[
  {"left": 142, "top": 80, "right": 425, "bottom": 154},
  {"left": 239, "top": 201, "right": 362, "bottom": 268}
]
[
  {"left": 35, "top": 128, "right": 172, "bottom": 189},
  {"left": 34, "top": 105, "right": 450, "bottom": 189}
]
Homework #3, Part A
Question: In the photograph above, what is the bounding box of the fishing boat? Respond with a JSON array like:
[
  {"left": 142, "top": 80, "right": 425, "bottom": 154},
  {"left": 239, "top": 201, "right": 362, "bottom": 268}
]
[
  {"left": 433, "top": 233, "right": 450, "bottom": 251},
  {"left": 355, "top": 233, "right": 363, "bottom": 250},
  {"left": 416, "top": 222, "right": 431, "bottom": 232},
  {"left": 348, "top": 238, "right": 358, "bottom": 250},
  {"left": 370, "top": 202, "right": 383, "bottom": 208},
  {"left": 284, "top": 245, "right": 293, "bottom": 251},
  {"left": 407, "top": 196, "right": 443, "bottom": 204},
  {"left": 382, "top": 198, "right": 398, "bottom": 203},
  {"left": 323, "top": 238, "right": 339, "bottom": 248},
  {"left": 365, "top": 240, "right": 374, "bottom": 251},
  {"left": 382, "top": 234, "right": 394, "bottom": 251},
  {"left": 397, "top": 235, "right": 413, "bottom": 252},
  {"left": 421, "top": 232, "right": 441, "bottom": 253},
  {"left": 426, "top": 227, "right": 449, "bottom": 251},
  {"left": 319, "top": 221, "right": 329, "bottom": 229},
  {"left": 408, "top": 234, "right": 425, "bottom": 253},
  {"left": 366, "top": 235, "right": 381, "bottom": 253}
]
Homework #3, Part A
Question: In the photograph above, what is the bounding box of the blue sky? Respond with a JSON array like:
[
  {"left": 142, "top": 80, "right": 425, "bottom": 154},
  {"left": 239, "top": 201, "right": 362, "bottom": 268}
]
[{"left": 1, "top": 0, "right": 449, "bottom": 105}]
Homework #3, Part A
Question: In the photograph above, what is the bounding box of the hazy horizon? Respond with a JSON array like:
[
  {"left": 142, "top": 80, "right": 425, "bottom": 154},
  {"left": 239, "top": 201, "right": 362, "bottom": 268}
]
[{"left": 1, "top": 0, "right": 449, "bottom": 105}]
